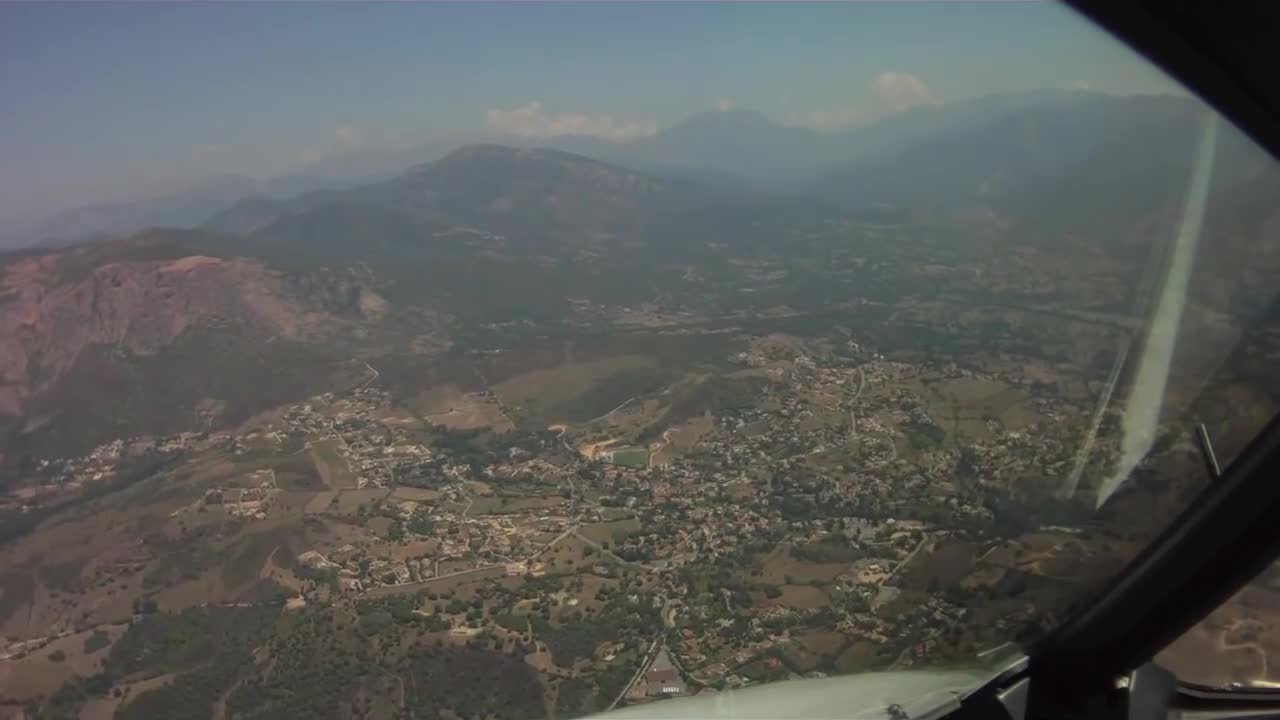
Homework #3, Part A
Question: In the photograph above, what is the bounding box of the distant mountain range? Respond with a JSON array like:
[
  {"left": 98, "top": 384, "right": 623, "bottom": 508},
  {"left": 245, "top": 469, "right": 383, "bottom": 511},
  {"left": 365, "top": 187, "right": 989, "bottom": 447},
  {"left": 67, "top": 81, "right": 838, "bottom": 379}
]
[
  {"left": 5, "top": 88, "right": 1274, "bottom": 468},
  {"left": 202, "top": 90, "right": 1248, "bottom": 257},
  {"left": 5, "top": 90, "right": 1244, "bottom": 272},
  {"left": 204, "top": 144, "right": 698, "bottom": 256},
  {"left": 3, "top": 89, "right": 1224, "bottom": 251},
  {"left": 0, "top": 140, "right": 461, "bottom": 251},
  {"left": 537, "top": 89, "right": 1146, "bottom": 190},
  {"left": 0, "top": 173, "right": 368, "bottom": 252},
  {"left": 542, "top": 108, "right": 831, "bottom": 188}
]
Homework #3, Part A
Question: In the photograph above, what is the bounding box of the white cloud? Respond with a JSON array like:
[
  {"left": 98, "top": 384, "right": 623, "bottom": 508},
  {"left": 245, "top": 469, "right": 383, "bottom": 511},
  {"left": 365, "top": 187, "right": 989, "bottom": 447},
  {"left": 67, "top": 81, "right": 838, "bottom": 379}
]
[
  {"left": 334, "top": 125, "right": 357, "bottom": 144},
  {"left": 1073, "top": 80, "right": 1093, "bottom": 91},
  {"left": 785, "top": 71, "right": 938, "bottom": 132},
  {"left": 713, "top": 97, "right": 736, "bottom": 112},
  {"left": 871, "top": 71, "right": 940, "bottom": 113},
  {"left": 485, "top": 102, "right": 657, "bottom": 142}
]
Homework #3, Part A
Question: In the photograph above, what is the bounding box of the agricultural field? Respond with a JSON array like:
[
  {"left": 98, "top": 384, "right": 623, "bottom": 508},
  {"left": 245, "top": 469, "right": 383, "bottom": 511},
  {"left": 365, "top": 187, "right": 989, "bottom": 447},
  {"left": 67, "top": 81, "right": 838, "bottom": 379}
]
[
  {"left": 766, "top": 584, "right": 829, "bottom": 610},
  {"left": 469, "top": 495, "right": 567, "bottom": 516},
  {"left": 390, "top": 486, "right": 443, "bottom": 502},
  {"left": 311, "top": 438, "right": 359, "bottom": 489},
  {"left": 494, "top": 356, "right": 665, "bottom": 427},
  {"left": 579, "top": 519, "right": 641, "bottom": 546},
  {"left": 331, "top": 488, "right": 393, "bottom": 514},
  {"left": 415, "top": 384, "right": 514, "bottom": 431},
  {"left": 755, "top": 545, "right": 854, "bottom": 586}
]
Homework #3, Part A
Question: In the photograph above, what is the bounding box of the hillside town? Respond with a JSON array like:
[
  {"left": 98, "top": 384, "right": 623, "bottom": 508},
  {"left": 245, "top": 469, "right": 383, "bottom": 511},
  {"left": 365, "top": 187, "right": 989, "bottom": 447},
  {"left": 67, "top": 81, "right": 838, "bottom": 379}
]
[{"left": 1, "top": 331, "right": 1121, "bottom": 711}]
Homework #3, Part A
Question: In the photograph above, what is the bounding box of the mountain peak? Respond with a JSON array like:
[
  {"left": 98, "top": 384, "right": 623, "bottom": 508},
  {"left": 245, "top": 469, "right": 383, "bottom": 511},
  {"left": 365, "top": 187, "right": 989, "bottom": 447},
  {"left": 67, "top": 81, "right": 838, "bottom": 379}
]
[
  {"left": 440, "top": 143, "right": 525, "bottom": 160},
  {"left": 436, "top": 143, "right": 582, "bottom": 164},
  {"left": 409, "top": 144, "right": 619, "bottom": 180}
]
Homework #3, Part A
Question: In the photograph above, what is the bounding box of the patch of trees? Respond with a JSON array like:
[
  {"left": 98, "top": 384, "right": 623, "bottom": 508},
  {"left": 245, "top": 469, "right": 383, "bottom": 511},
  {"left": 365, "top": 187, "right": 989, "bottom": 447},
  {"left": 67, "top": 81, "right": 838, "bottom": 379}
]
[
  {"left": 531, "top": 595, "right": 661, "bottom": 668},
  {"left": 225, "top": 606, "right": 370, "bottom": 719},
  {"left": 37, "top": 674, "right": 101, "bottom": 720},
  {"left": 494, "top": 612, "right": 528, "bottom": 634},
  {"left": 431, "top": 427, "right": 499, "bottom": 473},
  {"left": 404, "top": 645, "right": 546, "bottom": 720},
  {"left": 356, "top": 595, "right": 448, "bottom": 634},
  {"left": 556, "top": 677, "right": 593, "bottom": 719},
  {"left": 591, "top": 665, "right": 634, "bottom": 712},
  {"left": 0, "top": 449, "right": 183, "bottom": 547},
  {"left": 141, "top": 525, "right": 223, "bottom": 589},
  {"left": 791, "top": 539, "right": 865, "bottom": 564},
  {"left": 110, "top": 605, "right": 275, "bottom": 676},
  {"left": 101, "top": 605, "right": 279, "bottom": 720},
  {"left": 903, "top": 421, "right": 946, "bottom": 451},
  {"left": 83, "top": 629, "right": 112, "bottom": 654},
  {"left": 652, "top": 376, "right": 767, "bottom": 435},
  {"left": 777, "top": 495, "right": 818, "bottom": 521},
  {"left": 406, "top": 511, "right": 435, "bottom": 535}
]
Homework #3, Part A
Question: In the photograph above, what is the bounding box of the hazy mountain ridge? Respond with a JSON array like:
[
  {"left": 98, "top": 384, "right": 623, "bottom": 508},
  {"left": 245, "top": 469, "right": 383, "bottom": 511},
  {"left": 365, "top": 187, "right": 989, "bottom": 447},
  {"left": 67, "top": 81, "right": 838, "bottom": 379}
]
[
  {"left": 207, "top": 92, "right": 1223, "bottom": 258},
  {"left": 208, "top": 144, "right": 700, "bottom": 252},
  {"left": 0, "top": 171, "right": 381, "bottom": 252},
  {"left": 4, "top": 89, "right": 1203, "bottom": 250},
  {"left": 820, "top": 94, "right": 1208, "bottom": 209},
  {"left": 538, "top": 90, "right": 1135, "bottom": 189},
  {"left": 2, "top": 89, "right": 1267, "bottom": 468}
]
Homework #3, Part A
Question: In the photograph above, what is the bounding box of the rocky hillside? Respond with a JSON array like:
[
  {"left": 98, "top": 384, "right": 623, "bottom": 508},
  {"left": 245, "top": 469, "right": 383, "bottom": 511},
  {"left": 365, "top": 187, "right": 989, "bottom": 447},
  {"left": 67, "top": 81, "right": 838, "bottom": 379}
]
[{"left": 0, "top": 232, "right": 395, "bottom": 466}]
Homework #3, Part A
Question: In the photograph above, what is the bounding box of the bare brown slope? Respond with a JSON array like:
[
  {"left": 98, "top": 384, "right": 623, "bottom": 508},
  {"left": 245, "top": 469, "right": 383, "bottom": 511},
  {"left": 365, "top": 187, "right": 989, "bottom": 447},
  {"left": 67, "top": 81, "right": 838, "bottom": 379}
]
[
  {"left": 0, "top": 231, "right": 412, "bottom": 468},
  {"left": 0, "top": 250, "right": 323, "bottom": 416}
]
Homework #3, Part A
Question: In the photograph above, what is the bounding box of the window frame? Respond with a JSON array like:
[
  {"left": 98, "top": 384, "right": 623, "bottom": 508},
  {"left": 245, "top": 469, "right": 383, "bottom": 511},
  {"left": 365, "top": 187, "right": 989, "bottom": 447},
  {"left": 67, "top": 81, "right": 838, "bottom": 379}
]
[
  {"left": 1025, "top": 406, "right": 1280, "bottom": 700},
  {"left": 1005, "top": 0, "right": 1280, "bottom": 701}
]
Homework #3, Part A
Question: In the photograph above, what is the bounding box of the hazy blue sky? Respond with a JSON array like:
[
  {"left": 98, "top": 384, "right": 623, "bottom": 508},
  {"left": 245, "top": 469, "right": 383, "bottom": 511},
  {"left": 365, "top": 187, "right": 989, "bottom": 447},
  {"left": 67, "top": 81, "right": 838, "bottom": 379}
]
[{"left": 1, "top": 2, "right": 1180, "bottom": 222}]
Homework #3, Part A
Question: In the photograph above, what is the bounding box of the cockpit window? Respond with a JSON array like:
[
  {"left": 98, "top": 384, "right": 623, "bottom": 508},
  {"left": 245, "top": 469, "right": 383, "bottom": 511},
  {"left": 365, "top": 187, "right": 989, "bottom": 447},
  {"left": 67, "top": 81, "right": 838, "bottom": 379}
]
[
  {"left": 1159, "top": 558, "right": 1280, "bottom": 689},
  {"left": 1, "top": 2, "right": 1278, "bottom": 717}
]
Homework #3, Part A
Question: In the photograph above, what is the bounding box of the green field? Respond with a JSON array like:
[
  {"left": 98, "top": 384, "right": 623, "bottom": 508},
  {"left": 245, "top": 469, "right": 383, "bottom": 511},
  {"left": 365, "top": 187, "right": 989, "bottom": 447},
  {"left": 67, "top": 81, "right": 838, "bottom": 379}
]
[{"left": 607, "top": 448, "right": 648, "bottom": 468}]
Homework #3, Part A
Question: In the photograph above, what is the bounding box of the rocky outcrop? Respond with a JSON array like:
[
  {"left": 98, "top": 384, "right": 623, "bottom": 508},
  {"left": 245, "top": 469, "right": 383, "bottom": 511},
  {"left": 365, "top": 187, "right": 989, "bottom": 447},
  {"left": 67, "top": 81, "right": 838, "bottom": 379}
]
[{"left": 0, "top": 251, "right": 328, "bottom": 417}]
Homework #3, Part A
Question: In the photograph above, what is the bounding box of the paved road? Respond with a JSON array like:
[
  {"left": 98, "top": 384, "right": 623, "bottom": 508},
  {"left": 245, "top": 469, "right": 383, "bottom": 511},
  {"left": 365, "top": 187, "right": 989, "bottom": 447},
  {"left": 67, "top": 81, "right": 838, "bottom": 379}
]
[
  {"left": 550, "top": 424, "right": 576, "bottom": 453},
  {"left": 608, "top": 608, "right": 671, "bottom": 712},
  {"left": 881, "top": 535, "right": 930, "bottom": 588},
  {"left": 472, "top": 366, "right": 516, "bottom": 428},
  {"left": 588, "top": 396, "right": 639, "bottom": 425},
  {"left": 358, "top": 361, "right": 380, "bottom": 389}
]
